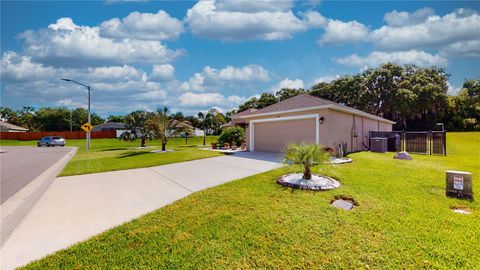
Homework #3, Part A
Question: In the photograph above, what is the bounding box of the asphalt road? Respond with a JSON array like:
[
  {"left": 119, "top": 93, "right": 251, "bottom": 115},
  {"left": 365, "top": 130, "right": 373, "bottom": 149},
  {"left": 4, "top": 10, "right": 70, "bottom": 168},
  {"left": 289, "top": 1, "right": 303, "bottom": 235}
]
[{"left": 0, "top": 146, "right": 72, "bottom": 204}]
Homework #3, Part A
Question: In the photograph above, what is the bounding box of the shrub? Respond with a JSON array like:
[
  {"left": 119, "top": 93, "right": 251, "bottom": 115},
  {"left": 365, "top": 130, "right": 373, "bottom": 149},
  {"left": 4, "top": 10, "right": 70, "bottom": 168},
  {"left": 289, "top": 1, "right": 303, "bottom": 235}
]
[
  {"left": 283, "top": 142, "right": 330, "bottom": 180},
  {"left": 218, "top": 126, "right": 246, "bottom": 147}
]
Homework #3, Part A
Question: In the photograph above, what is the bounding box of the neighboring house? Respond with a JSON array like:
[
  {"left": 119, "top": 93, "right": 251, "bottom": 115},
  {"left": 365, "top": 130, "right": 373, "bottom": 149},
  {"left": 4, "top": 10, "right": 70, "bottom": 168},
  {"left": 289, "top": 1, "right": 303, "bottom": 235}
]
[
  {"left": 193, "top": 128, "right": 204, "bottom": 137},
  {"left": 92, "top": 122, "right": 126, "bottom": 138},
  {"left": 230, "top": 94, "right": 395, "bottom": 153},
  {"left": 0, "top": 122, "right": 28, "bottom": 132}
]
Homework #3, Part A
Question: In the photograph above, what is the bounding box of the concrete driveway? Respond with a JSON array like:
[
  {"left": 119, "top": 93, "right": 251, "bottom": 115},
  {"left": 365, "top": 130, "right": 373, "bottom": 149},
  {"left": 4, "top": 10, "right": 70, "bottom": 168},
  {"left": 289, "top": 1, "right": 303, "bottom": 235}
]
[{"left": 1, "top": 151, "right": 282, "bottom": 269}]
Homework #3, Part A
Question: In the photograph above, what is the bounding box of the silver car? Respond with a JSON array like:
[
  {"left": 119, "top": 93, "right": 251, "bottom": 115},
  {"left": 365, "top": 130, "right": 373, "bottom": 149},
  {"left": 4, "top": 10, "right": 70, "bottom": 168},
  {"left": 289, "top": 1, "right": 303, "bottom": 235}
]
[{"left": 37, "top": 136, "right": 66, "bottom": 147}]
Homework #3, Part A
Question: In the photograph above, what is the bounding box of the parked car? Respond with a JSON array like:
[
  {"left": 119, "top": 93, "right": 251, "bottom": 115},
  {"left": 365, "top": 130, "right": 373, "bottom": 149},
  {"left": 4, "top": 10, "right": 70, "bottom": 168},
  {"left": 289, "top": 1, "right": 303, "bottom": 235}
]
[{"left": 37, "top": 136, "right": 66, "bottom": 147}]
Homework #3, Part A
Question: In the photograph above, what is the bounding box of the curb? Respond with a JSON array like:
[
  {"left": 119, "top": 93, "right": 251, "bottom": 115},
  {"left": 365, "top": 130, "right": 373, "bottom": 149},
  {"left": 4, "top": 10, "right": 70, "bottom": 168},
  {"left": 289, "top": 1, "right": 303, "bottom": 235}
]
[{"left": 0, "top": 147, "right": 78, "bottom": 247}]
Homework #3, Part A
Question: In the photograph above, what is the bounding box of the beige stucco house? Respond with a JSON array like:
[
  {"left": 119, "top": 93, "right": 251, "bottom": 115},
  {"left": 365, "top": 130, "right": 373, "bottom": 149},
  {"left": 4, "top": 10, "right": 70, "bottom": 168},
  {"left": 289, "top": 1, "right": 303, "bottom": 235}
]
[{"left": 232, "top": 94, "right": 395, "bottom": 153}]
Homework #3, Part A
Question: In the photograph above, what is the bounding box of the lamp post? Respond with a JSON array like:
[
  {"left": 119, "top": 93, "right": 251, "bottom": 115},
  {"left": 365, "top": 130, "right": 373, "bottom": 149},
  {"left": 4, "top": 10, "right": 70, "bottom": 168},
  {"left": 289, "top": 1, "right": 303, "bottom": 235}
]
[{"left": 61, "top": 78, "right": 91, "bottom": 150}]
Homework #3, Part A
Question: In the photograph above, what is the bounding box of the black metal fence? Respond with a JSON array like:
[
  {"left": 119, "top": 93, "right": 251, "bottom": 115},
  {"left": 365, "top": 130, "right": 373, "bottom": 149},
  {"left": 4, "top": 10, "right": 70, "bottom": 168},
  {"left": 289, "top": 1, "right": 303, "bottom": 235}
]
[{"left": 370, "top": 131, "right": 446, "bottom": 155}]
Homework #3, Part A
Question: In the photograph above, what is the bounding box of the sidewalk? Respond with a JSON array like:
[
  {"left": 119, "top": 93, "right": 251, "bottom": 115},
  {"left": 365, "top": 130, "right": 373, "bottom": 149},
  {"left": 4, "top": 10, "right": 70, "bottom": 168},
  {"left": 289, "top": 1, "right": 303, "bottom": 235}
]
[{"left": 0, "top": 151, "right": 282, "bottom": 269}]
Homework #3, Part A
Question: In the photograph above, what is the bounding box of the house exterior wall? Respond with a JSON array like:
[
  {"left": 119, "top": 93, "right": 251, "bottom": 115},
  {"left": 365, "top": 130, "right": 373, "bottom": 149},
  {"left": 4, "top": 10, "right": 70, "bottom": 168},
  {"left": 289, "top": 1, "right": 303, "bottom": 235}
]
[
  {"left": 244, "top": 108, "right": 393, "bottom": 153},
  {"left": 379, "top": 122, "right": 393, "bottom": 132}
]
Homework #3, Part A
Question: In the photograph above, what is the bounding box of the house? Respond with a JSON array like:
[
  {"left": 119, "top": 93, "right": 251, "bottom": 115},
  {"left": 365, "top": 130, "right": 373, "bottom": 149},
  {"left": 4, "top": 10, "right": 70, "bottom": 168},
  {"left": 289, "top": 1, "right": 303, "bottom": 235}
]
[
  {"left": 231, "top": 94, "right": 395, "bottom": 153},
  {"left": 0, "top": 121, "right": 28, "bottom": 132},
  {"left": 193, "top": 128, "right": 204, "bottom": 137},
  {"left": 92, "top": 122, "right": 126, "bottom": 137}
]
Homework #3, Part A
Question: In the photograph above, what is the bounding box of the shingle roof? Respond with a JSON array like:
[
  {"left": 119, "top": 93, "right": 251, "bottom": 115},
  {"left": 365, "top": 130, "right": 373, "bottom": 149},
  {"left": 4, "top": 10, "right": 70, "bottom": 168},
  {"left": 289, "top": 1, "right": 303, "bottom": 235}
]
[
  {"left": 91, "top": 122, "right": 126, "bottom": 131},
  {"left": 0, "top": 121, "right": 28, "bottom": 131},
  {"left": 231, "top": 108, "right": 257, "bottom": 119},
  {"left": 240, "top": 94, "right": 395, "bottom": 124},
  {"left": 251, "top": 94, "right": 333, "bottom": 114}
]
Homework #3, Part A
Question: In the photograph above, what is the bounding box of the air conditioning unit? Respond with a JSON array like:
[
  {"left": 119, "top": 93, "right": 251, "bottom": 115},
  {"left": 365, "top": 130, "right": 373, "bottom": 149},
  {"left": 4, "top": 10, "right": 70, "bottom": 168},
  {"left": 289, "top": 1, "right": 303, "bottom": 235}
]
[{"left": 370, "top": 137, "right": 387, "bottom": 153}]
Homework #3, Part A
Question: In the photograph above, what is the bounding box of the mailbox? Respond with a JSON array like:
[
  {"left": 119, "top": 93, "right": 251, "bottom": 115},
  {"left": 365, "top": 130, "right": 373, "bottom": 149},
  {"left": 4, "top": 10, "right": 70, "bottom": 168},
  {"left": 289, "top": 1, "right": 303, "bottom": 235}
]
[{"left": 446, "top": 170, "right": 473, "bottom": 199}]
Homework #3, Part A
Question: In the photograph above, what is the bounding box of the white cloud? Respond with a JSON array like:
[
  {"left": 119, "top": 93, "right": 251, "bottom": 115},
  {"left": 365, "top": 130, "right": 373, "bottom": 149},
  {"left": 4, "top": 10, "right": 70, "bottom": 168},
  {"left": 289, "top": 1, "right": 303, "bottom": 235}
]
[
  {"left": 203, "top": 65, "right": 269, "bottom": 82},
  {"left": 447, "top": 81, "right": 462, "bottom": 95},
  {"left": 184, "top": 0, "right": 325, "bottom": 41},
  {"left": 1, "top": 51, "right": 55, "bottom": 82},
  {"left": 181, "top": 73, "right": 206, "bottom": 91},
  {"left": 383, "top": 7, "right": 435, "bottom": 27},
  {"left": 318, "top": 19, "right": 369, "bottom": 45},
  {"left": 215, "top": 0, "right": 294, "bottom": 13},
  {"left": 87, "top": 65, "right": 146, "bottom": 82},
  {"left": 335, "top": 50, "right": 448, "bottom": 68},
  {"left": 99, "top": 10, "right": 184, "bottom": 40},
  {"left": 440, "top": 40, "right": 480, "bottom": 57},
  {"left": 20, "top": 17, "right": 183, "bottom": 67},
  {"left": 312, "top": 75, "right": 340, "bottom": 84},
  {"left": 150, "top": 64, "right": 175, "bottom": 81},
  {"left": 181, "top": 64, "right": 270, "bottom": 91},
  {"left": 178, "top": 92, "right": 246, "bottom": 108},
  {"left": 370, "top": 8, "right": 480, "bottom": 51},
  {"left": 271, "top": 78, "right": 304, "bottom": 91}
]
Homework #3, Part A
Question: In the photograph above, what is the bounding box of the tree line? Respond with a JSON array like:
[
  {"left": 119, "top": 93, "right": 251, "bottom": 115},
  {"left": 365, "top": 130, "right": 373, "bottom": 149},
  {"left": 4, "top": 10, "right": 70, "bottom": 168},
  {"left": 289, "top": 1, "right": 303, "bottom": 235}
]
[
  {"left": 0, "top": 105, "right": 228, "bottom": 134},
  {"left": 232, "top": 63, "right": 479, "bottom": 131}
]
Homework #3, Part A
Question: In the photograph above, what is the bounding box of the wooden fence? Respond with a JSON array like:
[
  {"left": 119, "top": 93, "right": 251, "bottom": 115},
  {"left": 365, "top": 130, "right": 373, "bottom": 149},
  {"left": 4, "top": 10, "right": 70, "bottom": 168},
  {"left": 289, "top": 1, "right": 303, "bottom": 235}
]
[{"left": 0, "top": 130, "right": 116, "bottom": 141}]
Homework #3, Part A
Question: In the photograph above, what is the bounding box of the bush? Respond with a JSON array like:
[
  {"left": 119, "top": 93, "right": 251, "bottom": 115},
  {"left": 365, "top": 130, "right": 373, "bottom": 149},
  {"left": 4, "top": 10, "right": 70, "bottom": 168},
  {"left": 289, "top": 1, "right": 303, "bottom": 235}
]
[
  {"left": 218, "top": 126, "right": 246, "bottom": 147},
  {"left": 283, "top": 142, "right": 330, "bottom": 180}
]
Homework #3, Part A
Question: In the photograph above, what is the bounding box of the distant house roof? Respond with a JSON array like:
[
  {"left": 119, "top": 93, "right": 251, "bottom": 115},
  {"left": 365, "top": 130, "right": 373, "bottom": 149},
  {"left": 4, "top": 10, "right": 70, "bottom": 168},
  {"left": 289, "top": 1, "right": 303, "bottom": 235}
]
[
  {"left": 0, "top": 121, "right": 28, "bottom": 132},
  {"left": 91, "top": 122, "right": 126, "bottom": 132},
  {"left": 237, "top": 94, "right": 395, "bottom": 124},
  {"left": 220, "top": 121, "right": 234, "bottom": 129}
]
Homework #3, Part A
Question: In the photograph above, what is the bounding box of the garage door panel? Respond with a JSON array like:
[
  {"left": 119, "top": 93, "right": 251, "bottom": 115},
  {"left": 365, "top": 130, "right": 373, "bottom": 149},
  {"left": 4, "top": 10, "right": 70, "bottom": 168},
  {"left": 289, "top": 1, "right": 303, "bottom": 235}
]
[{"left": 254, "top": 119, "right": 316, "bottom": 152}]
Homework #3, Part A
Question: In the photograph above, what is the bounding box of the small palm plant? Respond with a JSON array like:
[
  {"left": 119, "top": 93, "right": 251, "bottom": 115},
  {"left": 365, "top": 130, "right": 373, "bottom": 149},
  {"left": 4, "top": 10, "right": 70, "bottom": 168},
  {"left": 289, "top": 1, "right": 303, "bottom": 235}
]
[{"left": 283, "top": 142, "right": 330, "bottom": 180}]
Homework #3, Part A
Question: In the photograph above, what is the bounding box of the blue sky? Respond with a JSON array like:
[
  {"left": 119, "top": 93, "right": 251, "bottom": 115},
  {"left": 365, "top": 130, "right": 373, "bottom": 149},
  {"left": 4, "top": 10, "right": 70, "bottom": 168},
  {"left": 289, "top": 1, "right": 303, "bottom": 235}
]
[{"left": 1, "top": 0, "right": 479, "bottom": 117}]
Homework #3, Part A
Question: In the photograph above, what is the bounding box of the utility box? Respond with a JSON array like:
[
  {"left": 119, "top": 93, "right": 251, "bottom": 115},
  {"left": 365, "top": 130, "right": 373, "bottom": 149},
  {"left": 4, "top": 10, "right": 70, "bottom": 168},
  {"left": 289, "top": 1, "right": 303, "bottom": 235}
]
[
  {"left": 446, "top": 170, "right": 473, "bottom": 199},
  {"left": 370, "top": 137, "right": 388, "bottom": 153}
]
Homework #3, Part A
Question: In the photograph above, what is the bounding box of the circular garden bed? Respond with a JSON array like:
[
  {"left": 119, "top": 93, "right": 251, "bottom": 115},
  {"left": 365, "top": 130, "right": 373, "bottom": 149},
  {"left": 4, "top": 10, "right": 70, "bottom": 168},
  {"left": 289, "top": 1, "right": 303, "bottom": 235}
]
[{"left": 277, "top": 173, "right": 340, "bottom": 191}]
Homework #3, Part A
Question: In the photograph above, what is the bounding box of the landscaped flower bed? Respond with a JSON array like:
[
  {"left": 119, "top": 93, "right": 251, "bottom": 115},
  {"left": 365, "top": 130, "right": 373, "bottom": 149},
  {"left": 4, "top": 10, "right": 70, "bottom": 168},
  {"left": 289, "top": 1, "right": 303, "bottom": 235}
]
[{"left": 277, "top": 173, "right": 340, "bottom": 190}]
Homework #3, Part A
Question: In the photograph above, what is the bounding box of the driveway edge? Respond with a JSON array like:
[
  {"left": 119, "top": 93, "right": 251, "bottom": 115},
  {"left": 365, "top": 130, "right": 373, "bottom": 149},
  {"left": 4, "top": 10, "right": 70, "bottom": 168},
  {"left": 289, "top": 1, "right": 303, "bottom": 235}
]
[{"left": 0, "top": 147, "right": 78, "bottom": 247}]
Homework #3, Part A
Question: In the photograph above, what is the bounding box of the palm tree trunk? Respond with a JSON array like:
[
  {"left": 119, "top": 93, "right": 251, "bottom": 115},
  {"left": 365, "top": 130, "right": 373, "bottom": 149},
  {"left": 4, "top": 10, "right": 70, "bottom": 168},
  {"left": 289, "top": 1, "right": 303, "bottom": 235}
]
[
  {"left": 203, "top": 128, "right": 206, "bottom": 145},
  {"left": 303, "top": 165, "right": 312, "bottom": 180}
]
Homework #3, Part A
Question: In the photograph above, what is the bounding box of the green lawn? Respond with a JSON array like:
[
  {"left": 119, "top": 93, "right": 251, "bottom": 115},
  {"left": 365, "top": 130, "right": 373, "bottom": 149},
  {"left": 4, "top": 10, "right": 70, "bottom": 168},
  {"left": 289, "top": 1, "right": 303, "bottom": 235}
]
[
  {"left": 22, "top": 132, "right": 480, "bottom": 269},
  {"left": 1, "top": 136, "right": 221, "bottom": 176}
]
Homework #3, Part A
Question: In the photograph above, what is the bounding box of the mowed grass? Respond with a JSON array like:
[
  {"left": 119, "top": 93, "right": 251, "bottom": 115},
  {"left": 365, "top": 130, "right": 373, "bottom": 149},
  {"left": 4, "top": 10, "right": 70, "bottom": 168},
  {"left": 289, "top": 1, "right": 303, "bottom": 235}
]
[
  {"left": 1, "top": 136, "right": 221, "bottom": 176},
  {"left": 22, "top": 132, "right": 480, "bottom": 269}
]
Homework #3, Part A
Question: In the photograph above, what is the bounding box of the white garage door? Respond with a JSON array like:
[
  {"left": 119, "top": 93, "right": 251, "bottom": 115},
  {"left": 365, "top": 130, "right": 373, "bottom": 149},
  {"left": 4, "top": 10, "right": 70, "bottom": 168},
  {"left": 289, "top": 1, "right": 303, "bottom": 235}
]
[{"left": 253, "top": 118, "right": 317, "bottom": 152}]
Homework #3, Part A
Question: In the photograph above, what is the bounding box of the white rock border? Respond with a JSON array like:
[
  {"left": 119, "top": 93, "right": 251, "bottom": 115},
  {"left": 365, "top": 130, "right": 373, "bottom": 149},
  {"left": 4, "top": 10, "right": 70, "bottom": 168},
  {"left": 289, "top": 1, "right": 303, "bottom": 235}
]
[
  {"left": 325, "top": 157, "right": 353, "bottom": 164},
  {"left": 277, "top": 173, "right": 341, "bottom": 191}
]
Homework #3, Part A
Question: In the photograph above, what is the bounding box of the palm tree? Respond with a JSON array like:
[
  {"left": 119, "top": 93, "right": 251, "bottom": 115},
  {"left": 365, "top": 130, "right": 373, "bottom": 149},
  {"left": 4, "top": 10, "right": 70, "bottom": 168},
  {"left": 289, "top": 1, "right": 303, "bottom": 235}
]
[
  {"left": 283, "top": 143, "right": 330, "bottom": 180},
  {"left": 198, "top": 111, "right": 206, "bottom": 145},
  {"left": 119, "top": 110, "right": 155, "bottom": 147},
  {"left": 146, "top": 107, "right": 193, "bottom": 151}
]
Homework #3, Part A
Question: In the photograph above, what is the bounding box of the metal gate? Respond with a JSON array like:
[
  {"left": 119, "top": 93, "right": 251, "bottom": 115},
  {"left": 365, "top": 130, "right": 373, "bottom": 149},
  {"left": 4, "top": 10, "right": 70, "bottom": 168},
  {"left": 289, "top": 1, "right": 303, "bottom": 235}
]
[
  {"left": 405, "top": 132, "right": 428, "bottom": 154},
  {"left": 431, "top": 131, "right": 447, "bottom": 155},
  {"left": 369, "top": 131, "right": 446, "bottom": 155}
]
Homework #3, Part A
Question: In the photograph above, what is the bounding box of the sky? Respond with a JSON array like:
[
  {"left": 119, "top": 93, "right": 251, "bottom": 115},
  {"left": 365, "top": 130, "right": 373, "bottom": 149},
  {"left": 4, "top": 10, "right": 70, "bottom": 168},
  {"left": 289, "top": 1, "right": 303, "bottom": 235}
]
[{"left": 1, "top": 0, "right": 479, "bottom": 117}]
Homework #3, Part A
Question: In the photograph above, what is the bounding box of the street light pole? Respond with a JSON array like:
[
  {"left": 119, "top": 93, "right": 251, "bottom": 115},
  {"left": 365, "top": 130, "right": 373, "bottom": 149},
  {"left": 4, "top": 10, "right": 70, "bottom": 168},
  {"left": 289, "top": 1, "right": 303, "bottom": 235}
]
[{"left": 61, "top": 78, "right": 92, "bottom": 150}]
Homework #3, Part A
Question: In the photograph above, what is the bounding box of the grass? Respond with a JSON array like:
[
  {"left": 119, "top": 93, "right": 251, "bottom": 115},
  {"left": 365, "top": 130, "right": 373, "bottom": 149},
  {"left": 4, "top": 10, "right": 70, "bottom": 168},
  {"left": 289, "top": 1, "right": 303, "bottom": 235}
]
[
  {"left": 21, "top": 132, "right": 480, "bottom": 269},
  {"left": 1, "top": 136, "right": 221, "bottom": 176}
]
